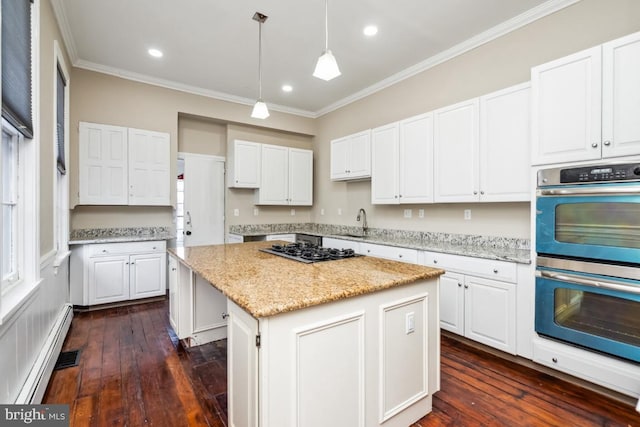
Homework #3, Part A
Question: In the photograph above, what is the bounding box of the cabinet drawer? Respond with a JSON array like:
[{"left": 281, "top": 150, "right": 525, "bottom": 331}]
[
  {"left": 422, "top": 250, "right": 516, "bottom": 283},
  {"left": 361, "top": 242, "right": 418, "bottom": 264},
  {"left": 87, "top": 240, "right": 166, "bottom": 257}
]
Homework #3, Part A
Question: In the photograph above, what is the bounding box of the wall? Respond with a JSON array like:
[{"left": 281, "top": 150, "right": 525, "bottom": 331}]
[
  {"left": 69, "top": 69, "right": 315, "bottom": 232},
  {"left": 312, "top": 0, "right": 640, "bottom": 239},
  {"left": 0, "top": 0, "right": 72, "bottom": 403}
]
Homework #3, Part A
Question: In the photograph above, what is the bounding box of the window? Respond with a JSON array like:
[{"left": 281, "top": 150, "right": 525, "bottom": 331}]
[
  {"left": 1, "top": 122, "right": 20, "bottom": 292},
  {"left": 54, "top": 41, "right": 70, "bottom": 258}
]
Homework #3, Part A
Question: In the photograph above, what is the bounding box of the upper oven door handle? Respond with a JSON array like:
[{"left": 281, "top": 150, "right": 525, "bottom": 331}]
[
  {"left": 538, "top": 270, "right": 640, "bottom": 295},
  {"left": 538, "top": 185, "right": 640, "bottom": 196}
]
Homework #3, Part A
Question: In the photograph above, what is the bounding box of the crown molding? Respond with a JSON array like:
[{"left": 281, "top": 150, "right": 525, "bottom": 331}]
[
  {"left": 315, "top": 0, "right": 581, "bottom": 117},
  {"left": 50, "top": 0, "right": 78, "bottom": 64}
]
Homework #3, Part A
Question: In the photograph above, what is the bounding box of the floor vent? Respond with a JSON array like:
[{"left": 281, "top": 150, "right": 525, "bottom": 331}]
[{"left": 54, "top": 350, "right": 81, "bottom": 370}]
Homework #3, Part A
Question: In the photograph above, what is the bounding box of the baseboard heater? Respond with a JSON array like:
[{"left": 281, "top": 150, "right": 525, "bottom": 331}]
[{"left": 15, "top": 303, "right": 74, "bottom": 404}]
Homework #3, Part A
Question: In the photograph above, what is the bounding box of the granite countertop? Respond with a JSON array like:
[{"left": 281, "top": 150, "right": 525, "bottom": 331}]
[
  {"left": 169, "top": 241, "right": 444, "bottom": 318},
  {"left": 229, "top": 224, "right": 532, "bottom": 264},
  {"left": 69, "top": 227, "right": 173, "bottom": 245}
]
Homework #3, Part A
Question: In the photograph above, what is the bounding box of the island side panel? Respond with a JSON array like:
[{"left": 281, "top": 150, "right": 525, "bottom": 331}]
[{"left": 257, "top": 277, "right": 440, "bottom": 427}]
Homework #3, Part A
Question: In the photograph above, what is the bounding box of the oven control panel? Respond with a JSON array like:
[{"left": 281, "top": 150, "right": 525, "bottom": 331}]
[{"left": 539, "top": 163, "right": 640, "bottom": 186}]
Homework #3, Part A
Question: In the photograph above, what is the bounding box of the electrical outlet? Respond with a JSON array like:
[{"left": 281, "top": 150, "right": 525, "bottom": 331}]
[
  {"left": 418, "top": 209, "right": 424, "bottom": 218},
  {"left": 291, "top": 208, "right": 296, "bottom": 216},
  {"left": 233, "top": 208, "right": 240, "bottom": 217},
  {"left": 320, "top": 208, "right": 325, "bottom": 216},
  {"left": 406, "top": 312, "right": 415, "bottom": 334},
  {"left": 404, "top": 209, "right": 412, "bottom": 218},
  {"left": 338, "top": 208, "right": 342, "bottom": 215},
  {"left": 464, "top": 209, "right": 471, "bottom": 220},
  {"left": 253, "top": 208, "right": 259, "bottom": 216}
]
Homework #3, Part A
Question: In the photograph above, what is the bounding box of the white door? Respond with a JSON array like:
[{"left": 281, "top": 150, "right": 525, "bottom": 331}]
[{"left": 182, "top": 153, "right": 225, "bottom": 247}]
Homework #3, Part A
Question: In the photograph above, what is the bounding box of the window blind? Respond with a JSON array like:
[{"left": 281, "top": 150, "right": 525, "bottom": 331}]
[
  {"left": 1, "top": 0, "right": 33, "bottom": 138},
  {"left": 56, "top": 64, "right": 66, "bottom": 174}
]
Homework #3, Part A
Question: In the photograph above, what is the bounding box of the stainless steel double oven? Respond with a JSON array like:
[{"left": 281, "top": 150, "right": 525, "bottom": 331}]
[{"left": 535, "top": 162, "right": 640, "bottom": 363}]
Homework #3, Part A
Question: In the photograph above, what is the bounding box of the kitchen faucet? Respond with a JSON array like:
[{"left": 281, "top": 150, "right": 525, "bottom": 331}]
[{"left": 356, "top": 208, "right": 368, "bottom": 236}]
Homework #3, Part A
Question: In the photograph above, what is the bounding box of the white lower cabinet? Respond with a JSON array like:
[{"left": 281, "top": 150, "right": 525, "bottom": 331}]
[
  {"left": 360, "top": 242, "right": 418, "bottom": 264},
  {"left": 227, "top": 277, "right": 440, "bottom": 427},
  {"left": 422, "top": 251, "right": 517, "bottom": 355},
  {"left": 168, "top": 254, "right": 228, "bottom": 344},
  {"left": 70, "top": 240, "right": 167, "bottom": 306}
]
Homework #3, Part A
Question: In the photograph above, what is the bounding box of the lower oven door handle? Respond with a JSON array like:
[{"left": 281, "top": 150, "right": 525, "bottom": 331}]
[{"left": 538, "top": 270, "right": 640, "bottom": 295}]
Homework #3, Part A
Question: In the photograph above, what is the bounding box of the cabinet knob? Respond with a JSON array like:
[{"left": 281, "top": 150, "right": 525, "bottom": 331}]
[
  {"left": 433, "top": 259, "right": 438, "bottom": 264},
  {"left": 367, "top": 249, "right": 371, "bottom": 253},
  {"left": 171, "top": 267, "right": 177, "bottom": 271},
  {"left": 480, "top": 191, "right": 484, "bottom": 195},
  {"left": 221, "top": 312, "right": 230, "bottom": 320},
  {"left": 464, "top": 284, "right": 469, "bottom": 289},
  {"left": 399, "top": 194, "right": 402, "bottom": 198},
  {"left": 394, "top": 195, "right": 398, "bottom": 199},
  {"left": 102, "top": 249, "right": 107, "bottom": 253},
  {"left": 552, "top": 357, "right": 558, "bottom": 364},
  {"left": 591, "top": 142, "right": 599, "bottom": 148},
  {"left": 493, "top": 268, "right": 498, "bottom": 274},
  {"left": 458, "top": 283, "right": 462, "bottom": 287},
  {"left": 473, "top": 191, "right": 478, "bottom": 195},
  {"left": 603, "top": 140, "right": 611, "bottom": 146},
  {"left": 398, "top": 254, "right": 403, "bottom": 258}
]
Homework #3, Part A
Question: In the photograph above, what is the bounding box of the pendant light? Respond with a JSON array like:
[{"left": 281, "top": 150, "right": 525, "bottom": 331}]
[
  {"left": 313, "top": 0, "right": 341, "bottom": 81},
  {"left": 251, "top": 12, "right": 269, "bottom": 119}
]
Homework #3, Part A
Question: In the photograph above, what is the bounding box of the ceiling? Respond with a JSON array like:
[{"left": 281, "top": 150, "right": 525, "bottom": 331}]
[{"left": 51, "top": 0, "right": 575, "bottom": 118}]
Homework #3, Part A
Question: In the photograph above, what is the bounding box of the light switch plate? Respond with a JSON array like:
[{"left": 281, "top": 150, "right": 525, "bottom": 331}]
[
  {"left": 233, "top": 208, "right": 240, "bottom": 217},
  {"left": 418, "top": 209, "right": 424, "bottom": 218},
  {"left": 464, "top": 209, "right": 471, "bottom": 220},
  {"left": 404, "top": 209, "right": 412, "bottom": 218}
]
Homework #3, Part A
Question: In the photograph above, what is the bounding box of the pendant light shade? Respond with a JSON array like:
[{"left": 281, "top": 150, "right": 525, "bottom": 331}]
[
  {"left": 314, "top": 0, "right": 341, "bottom": 81},
  {"left": 251, "top": 12, "right": 269, "bottom": 119},
  {"left": 251, "top": 99, "right": 269, "bottom": 119}
]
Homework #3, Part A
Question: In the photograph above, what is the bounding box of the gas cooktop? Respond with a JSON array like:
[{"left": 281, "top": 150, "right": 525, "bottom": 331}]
[{"left": 260, "top": 242, "right": 361, "bottom": 264}]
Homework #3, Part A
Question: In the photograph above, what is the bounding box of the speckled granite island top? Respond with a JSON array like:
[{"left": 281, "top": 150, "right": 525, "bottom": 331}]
[{"left": 169, "top": 241, "right": 444, "bottom": 318}]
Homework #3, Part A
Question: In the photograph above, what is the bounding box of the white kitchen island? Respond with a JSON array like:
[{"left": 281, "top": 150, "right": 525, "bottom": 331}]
[{"left": 169, "top": 241, "right": 443, "bottom": 427}]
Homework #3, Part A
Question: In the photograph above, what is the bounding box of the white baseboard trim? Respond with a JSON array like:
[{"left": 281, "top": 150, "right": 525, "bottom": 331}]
[{"left": 15, "top": 304, "right": 73, "bottom": 404}]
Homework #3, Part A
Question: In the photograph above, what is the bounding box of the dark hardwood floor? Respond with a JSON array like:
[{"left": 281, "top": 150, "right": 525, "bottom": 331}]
[{"left": 43, "top": 299, "right": 639, "bottom": 426}]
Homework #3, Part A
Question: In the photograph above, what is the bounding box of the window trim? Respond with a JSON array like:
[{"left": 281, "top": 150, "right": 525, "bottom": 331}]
[
  {"left": 0, "top": 0, "right": 39, "bottom": 324},
  {"left": 53, "top": 40, "right": 70, "bottom": 267},
  {"left": 1, "top": 120, "right": 21, "bottom": 291}
]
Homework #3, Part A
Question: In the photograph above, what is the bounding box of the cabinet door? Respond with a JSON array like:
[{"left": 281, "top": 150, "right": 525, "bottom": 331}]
[
  {"left": 464, "top": 276, "right": 516, "bottom": 355},
  {"left": 531, "top": 46, "right": 602, "bottom": 165},
  {"left": 371, "top": 123, "right": 400, "bottom": 204},
  {"left": 228, "top": 300, "right": 259, "bottom": 427},
  {"left": 129, "top": 252, "right": 166, "bottom": 300},
  {"left": 288, "top": 148, "right": 313, "bottom": 205},
  {"left": 78, "top": 122, "right": 128, "bottom": 205},
  {"left": 128, "top": 128, "right": 171, "bottom": 206},
  {"left": 230, "top": 140, "right": 261, "bottom": 188},
  {"left": 257, "top": 144, "right": 289, "bottom": 205},
  {"left": 347, "top": 130, "right": 372, "bottom": 179},
  {"left": 88, "top": 255, "right": 129, "bottom": 305},
  {"left": 434, "top": 99, "right": 479, "bottom": 202},
  {"left": 479, "top": 83, "right": 531, "bottom": 202},
  {"left": 602, "top": 32, "right": 640, "bottom": 158},
  {"left": 439, "top": 272, "right": 465, "bottom": 335},
  {"left": 330, "top": 137, "right": 350, "bottom": 180},
  {"left": 400, "top": 112, "right": 434, "bottom": 204}
]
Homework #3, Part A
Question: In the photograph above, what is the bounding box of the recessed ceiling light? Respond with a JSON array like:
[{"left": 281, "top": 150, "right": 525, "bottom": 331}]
[
  {"left": 282, "top": 84, "right": 293, "bottom": 93},
  {"left": 148, "top": 48, "right": 163, "bottom": 58},
  {"left": 363, "top": 25, "right": 378, "bottom": 37}
]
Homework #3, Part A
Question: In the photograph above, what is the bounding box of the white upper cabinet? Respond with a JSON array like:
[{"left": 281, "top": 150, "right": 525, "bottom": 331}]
[
  {"left": 434, "top": 98, "right": 479, "bottom": 203},
  {"left": 602, "top": 31, "right": 640, "bottom": 158},
  {"left": 256, "top": 144, "right": 312, "bottom": 206},
  {"left": 79, "top": 122, "right": 171, "bottom": 206},
  {"left": 330, "top": 130, "right": 371, "bottom": 180},
  {"left": 531, "top": 46, "right": 602, "bottom": 165},
  {"left": 79, "top": 122, "right": 128, "bottom": 205},
  {"left": 479, "top": 83, "right": 531, "bottom": 202},
  {"left": 228, "top": 139, "right": 261, "bottom": 188},
  {"left": 532, "top": 31, "right": 640, "bottom": 164},
  {"left": 371, "top": 113, "right": 433, "bottom": 204},
  {"left": 434, "top": 84, "right": 531, "bottom": 203},
  {"left": 128, "top": 128, "right": 171, "bottom": 205}
]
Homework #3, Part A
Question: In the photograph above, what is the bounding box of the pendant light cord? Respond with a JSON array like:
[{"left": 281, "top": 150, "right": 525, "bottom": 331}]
[
  {"left": 258, "top": 20, "right": 263, "bottom": 99},
  {"left": 324, "top": 0, "right": 329, "bottom": 50}
]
